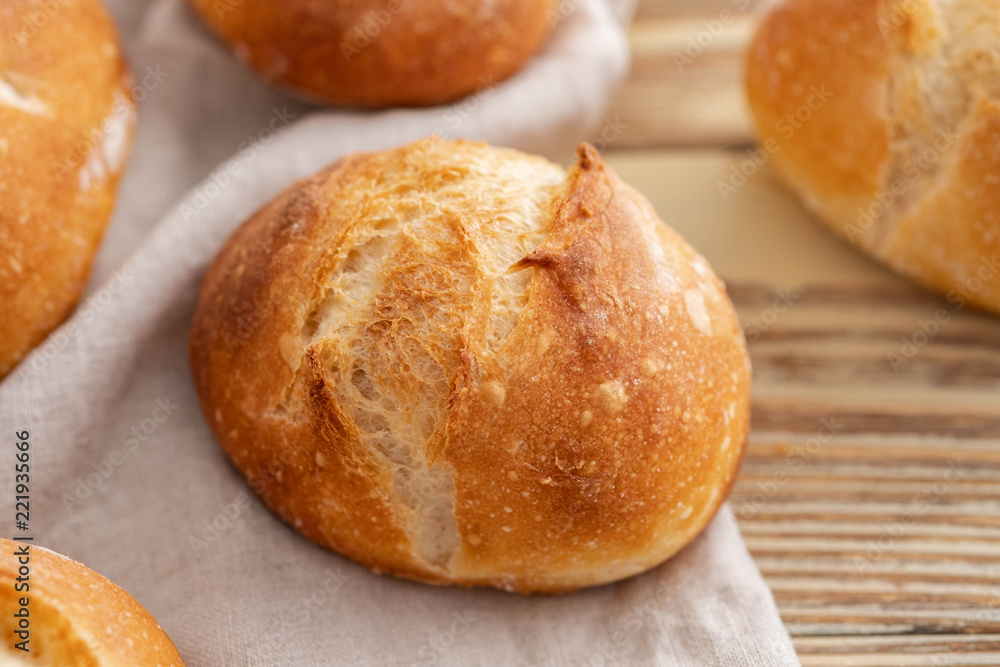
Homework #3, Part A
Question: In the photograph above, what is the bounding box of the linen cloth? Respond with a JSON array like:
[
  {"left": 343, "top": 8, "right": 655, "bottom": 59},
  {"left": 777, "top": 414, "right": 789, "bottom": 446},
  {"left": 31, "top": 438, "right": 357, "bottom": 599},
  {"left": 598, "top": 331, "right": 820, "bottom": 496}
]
[{"left": 0, "top": 0, "right": 799, "bottom": 664}]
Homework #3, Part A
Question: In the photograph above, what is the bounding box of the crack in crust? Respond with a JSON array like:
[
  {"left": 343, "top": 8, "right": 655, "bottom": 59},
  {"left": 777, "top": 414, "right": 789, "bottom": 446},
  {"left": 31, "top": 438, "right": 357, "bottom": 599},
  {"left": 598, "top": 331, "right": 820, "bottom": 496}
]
[
  {"left": 747, "top": 0, "right": 1000, "bottom": 314},
  {"left": 190, "top": 139, "right": 751, "bottom": 592},
  {"left": 874, "top": 0, "right": 1000, "bottom": 249}
]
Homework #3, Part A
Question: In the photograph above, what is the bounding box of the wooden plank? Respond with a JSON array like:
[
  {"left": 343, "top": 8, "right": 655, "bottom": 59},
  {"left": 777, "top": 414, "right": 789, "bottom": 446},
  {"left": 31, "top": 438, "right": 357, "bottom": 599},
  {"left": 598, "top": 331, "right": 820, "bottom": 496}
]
[
  {"left": 604, "top": 1, "right": 765, "bottom": 147},
  {"left": 635, "top": 0, "right": 772, "bottom": 19},
  {"left": 602, "top": 147, "right": 1000, "bottom": 664}
]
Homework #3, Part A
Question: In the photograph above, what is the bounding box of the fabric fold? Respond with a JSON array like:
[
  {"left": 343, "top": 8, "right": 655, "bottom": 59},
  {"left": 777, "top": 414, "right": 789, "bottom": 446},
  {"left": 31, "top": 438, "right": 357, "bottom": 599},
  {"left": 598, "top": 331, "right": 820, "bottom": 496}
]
[{"left": 0, "top": 0, "right": 798, "bottom": 664}]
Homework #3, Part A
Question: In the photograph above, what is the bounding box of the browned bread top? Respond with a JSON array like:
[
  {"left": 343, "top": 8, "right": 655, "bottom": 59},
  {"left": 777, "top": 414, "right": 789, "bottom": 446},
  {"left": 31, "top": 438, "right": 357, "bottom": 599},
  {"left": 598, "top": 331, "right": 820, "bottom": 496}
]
[
  {"left": 186, "top": 0, "right": 559, "bottom": 107},
  {"left": 190, "top": 138, "right": 750, "bottom": 593},
  {"left": 0, "top": 538, "right": 183, "bottom": 665},
  {"left": 746, "top": 0, "right": 1000, "bottom": 313},
  {"left": 0, "top": 0, "right": 136, "bottom": 377}
]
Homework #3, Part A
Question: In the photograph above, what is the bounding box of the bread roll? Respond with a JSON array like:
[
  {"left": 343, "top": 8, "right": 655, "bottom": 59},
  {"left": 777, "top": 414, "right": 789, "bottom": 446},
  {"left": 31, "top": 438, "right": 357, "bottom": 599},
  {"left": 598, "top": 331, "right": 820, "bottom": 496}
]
[
  {"left": 190, "top": 138, "right": 750, "bottom": 593},
  {"left": 746, "top": 0, "right": 1000, "bottom": 314},
  {"left": 0, "top": 538, "right": 183, "bottom": 665},
  {"left": 0, "top": 0, "right": 136, "bottom": 378},
  {"left": 186, "top": 0, "right": 558, "bottom": 107}
]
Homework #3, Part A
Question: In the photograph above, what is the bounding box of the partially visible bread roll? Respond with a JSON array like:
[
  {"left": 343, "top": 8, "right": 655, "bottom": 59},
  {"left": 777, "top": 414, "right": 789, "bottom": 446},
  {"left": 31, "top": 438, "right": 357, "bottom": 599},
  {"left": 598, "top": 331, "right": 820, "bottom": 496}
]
[
  {"left": 190, "top": 138, "right": 750, "bottom": 593},
  {"left": 0, "top": 538, "right": 183, "bottom": 665},
  {"left": 186, "top": 0, "right": 558, "bottom": 107},
  {"left": 0, "top": 0, "right": 136, "bottom": 378},
  {"left": 746, "top": 0, "right": 1000, "bottom": 314}
]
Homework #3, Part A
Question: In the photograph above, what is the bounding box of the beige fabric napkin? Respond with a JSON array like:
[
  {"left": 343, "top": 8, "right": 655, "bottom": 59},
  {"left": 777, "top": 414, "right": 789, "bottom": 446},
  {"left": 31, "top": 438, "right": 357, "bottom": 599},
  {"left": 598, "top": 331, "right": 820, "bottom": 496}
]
[{"left": 0, "top": 0, "right": 799, "bottom": 664}]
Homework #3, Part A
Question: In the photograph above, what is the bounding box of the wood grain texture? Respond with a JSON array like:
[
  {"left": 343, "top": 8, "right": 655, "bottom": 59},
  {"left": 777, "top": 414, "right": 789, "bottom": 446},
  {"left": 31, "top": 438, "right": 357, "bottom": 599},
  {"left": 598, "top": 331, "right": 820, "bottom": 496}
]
[
  {"left": 605, "top": 0, "right": 766, "bottom": 147},
  {"left": 602, "top": 148, "right": 1000, "bottom": 665}
]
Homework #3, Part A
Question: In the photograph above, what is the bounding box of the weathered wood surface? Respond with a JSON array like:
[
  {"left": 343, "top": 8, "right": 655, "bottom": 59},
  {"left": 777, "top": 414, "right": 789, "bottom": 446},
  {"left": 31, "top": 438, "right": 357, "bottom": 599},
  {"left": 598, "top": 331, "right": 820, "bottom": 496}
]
[
  {"left": 602, "top": 149, "right": 1000, "bottom": 665},
  {"left": 605, "top": 0, "right": 768, "bottom": 147}
]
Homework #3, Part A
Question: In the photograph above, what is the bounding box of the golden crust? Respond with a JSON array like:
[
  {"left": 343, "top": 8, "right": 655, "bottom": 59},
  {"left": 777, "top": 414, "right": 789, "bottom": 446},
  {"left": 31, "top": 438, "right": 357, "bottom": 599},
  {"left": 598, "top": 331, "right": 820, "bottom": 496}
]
[
  {"left": 745, "top": 0, "right": 893, "bottom": 240},
  {"left": 0, "top": 538, "right": 183, "bottom": 666},
  {"left": 190, "top": 139, "right": 750, "bottom": 593},
  {"left": 0, "top": 0, "right": 136, "bottom": 378},
  {"left": 186, "top": 0, "right": 558, "bottom": 107},
  {"left": 882, "top": 98, "right": 1000, "bottom": 311},
  {"left": 746, "top": 0, "right": 1000, "bottom": 314}
]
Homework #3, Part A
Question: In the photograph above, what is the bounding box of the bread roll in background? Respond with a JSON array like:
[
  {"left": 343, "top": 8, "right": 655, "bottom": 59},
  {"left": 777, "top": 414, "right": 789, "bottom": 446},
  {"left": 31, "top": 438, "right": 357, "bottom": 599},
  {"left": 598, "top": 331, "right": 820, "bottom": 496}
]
[
  {"left": 746, "top": 0, "right": 1000, "bottom": 314},
  {"left": 0, "top": 538, "right": 183, "bottom": 665},
  {"left": 186, "top": 0, "right": 559, "bottom": 107},
  {"left": 0, "top": 0, "right": 136, "bottom": 378},
  {"left": 190, "top": 138, "right": 750, "bottom": 593}
]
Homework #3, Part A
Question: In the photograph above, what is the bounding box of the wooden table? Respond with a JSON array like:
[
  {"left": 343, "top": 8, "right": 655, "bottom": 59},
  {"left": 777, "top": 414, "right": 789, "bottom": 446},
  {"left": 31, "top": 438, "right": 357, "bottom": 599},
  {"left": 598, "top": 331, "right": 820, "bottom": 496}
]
[{"left": 602, "top": 2, "right": 1000, "bottom": 664}]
